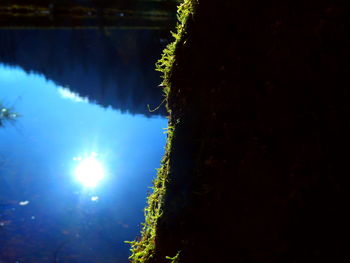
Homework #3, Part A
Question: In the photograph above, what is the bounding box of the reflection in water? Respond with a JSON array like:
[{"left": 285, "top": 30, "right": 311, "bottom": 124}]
[
  {"left": 73, "top": 152, "right": 106, "bottom": 188},
  {"left": 0, "top": 65, "right": 167, "bottom": 262},
  {"left": 0, "top": 29, "right": 169, "bottom": 116}
]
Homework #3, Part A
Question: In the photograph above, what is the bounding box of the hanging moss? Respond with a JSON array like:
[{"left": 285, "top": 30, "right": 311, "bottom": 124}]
[{"left": 125, "top": 1, "right": 197, "bottom": 263}]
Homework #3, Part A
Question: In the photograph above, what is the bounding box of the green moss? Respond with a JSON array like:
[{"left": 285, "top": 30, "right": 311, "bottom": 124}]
[
  {"left": 125, "top": 124, "right": 175, "bottom": 263},
  {"left": 126, "top": 1, "right": 197, "bottom": 262},
  {"left": 166, "top": 251, "right": 181, "bottom": 263},
  {"left": 156, "top": 0, "right": 197, "bottom": 98}
]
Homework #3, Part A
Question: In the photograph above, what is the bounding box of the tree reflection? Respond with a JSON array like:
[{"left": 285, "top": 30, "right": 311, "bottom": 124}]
[{"left": 0, "top": 29, "right": 168, "bottom": 116}]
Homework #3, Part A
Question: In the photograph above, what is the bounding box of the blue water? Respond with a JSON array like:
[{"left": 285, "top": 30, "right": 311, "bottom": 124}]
[{"left": 0, "top": 65, "right": 167, "bottom": 262}]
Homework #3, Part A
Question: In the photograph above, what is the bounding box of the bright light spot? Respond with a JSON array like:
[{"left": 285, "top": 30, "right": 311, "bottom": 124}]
[
  {"left": 19, "top": 201, "right": 30, "bottom": 206},
  {"left": 91, "top": 196, "right": 99, "bottom": 202},
  {"left": 58, "top": 87, "right": 88, "bottom": 103},
  {"left": 74, "top": 156, "right": 105, "bottom": 188}
]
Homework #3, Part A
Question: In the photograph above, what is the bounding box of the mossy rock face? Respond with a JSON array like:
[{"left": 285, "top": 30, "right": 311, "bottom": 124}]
[
  {"left": 127, "top": 1, "right": 196, "bottom": 263},
  {"left": 129, "top": 0, "right": 349, "bottom": 262}
]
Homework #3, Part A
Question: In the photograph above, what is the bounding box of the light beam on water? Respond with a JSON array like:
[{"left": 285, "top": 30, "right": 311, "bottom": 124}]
[{"left": 74, "top": 153, "right": 105, "bottom": 188}]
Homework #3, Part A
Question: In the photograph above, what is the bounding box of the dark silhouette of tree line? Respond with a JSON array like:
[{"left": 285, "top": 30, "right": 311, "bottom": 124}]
[
  {"left": 0, "top": 0, "right": 177, "bottom": 29},
  {"left": 0, "top": 29, "right": 169, "bottom": 116}
]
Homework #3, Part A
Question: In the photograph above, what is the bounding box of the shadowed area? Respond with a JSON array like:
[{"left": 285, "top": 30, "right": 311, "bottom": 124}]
[{"left": 126, "top": 1, "right": 350, "bottom": 262}]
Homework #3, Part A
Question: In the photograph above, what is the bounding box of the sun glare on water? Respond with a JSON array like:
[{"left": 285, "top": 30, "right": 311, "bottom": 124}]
[{"left": 74, "top": 153, "right": 105, "bottom": 188}]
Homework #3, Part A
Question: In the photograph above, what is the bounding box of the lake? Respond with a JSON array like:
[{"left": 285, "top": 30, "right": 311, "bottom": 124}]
[{"left": 0, "top": 27, "right": 170, "bottom": 263}]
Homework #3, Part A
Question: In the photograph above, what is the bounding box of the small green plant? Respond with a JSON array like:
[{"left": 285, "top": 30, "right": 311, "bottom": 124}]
[
  {"left": 0, "top": 103, "right": 19, "bottom": 127},
  {"left": 166, "top": 251, "right": 181, "bottom": 263}
]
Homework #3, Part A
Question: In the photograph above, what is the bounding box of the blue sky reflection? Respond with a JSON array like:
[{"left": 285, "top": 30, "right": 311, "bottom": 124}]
[{"left": 0, "top": 64, "right": 167, "bottom": 262}]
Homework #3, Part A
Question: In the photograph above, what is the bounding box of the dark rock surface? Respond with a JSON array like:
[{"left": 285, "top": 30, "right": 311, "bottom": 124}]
[{"left": 154, "top": 1, "right": 350, "bottom": 262}]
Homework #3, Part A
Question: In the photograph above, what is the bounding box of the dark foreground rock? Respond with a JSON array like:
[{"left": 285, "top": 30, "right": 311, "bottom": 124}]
[{"left": 152, "top": 1, "right": 350, "bottom": 262}]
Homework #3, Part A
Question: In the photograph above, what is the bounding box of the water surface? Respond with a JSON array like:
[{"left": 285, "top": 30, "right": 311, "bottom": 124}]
[
  {"left": 0, "top": 47, "right": 167, "bottom": 262},
  {"left": 0, "top": 29, "right": 168, "bottom": 116}
]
